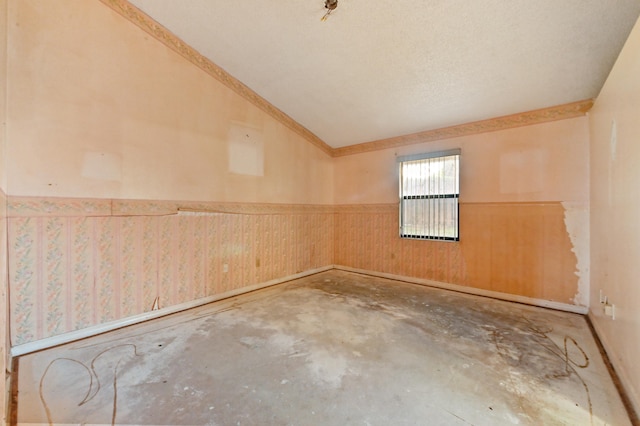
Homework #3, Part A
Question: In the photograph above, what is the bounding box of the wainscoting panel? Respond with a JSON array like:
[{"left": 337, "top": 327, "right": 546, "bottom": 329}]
[
  {"left": 334, "top": 202, "right": 579, "bottom": 305},
  {"left": 9, "top": 197, "right": 580, "bottom": 346},
  {"left": 8, "top": 197, "right": 334, "bottom": 345}
]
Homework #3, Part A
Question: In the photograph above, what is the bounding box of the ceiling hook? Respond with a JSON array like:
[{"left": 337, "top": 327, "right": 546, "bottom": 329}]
[{"left": 321, "top": 0, "right": 338, "bottom": 21}]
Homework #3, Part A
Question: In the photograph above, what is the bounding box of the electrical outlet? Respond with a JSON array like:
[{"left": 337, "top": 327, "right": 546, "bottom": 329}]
[
  {"left": 223, "top": 263, "right": 229, "bottom": 273},
  {"left": 599, "top": 290, "right": 606, "bottom": 304},
  {"left": 604, "top": 303, "right": 616, "bottom": 320}
]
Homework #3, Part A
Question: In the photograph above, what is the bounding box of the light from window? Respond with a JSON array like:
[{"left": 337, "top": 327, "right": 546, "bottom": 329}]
[{"left": 398, "top": 149, "right": 460, "bottom": 241}]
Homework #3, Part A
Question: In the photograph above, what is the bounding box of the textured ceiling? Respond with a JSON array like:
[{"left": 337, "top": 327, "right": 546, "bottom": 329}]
[{"left": 128, "top": 0, "right": 640, "bottom": 148}]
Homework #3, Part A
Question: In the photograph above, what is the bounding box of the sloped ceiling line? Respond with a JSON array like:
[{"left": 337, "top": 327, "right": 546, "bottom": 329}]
[
  {"left": 99, "top": 0, "right": 334, "bottom": 156},
  {"left": 99, "top": 0, "right": 592, "bottom": 158}
]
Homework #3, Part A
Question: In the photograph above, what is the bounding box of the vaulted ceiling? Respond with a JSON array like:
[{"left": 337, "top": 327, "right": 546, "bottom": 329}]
[{"left": 127, "top": 0, "right": 640, "bottom": 149}]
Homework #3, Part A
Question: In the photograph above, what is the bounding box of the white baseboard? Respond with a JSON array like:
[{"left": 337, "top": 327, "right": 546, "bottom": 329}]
[
  {"left": 11, "top": 265, "right": 333, "bottom": 357},
  {"left": 12, "top": 264, "right": 590, "bottom": 357},
  {"left": 334, "top": 265, "right": 589, "bottom": 315},
  {"left": 588, "top": 311, "right": 640, "bottom": 418}
]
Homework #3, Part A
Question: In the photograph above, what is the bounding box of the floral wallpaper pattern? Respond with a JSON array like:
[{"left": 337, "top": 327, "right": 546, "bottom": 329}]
[
  {"left": 8, "top": 197, "right": 578, "bottom": 346},
  {"left": 8, "top": 198, "right": 334, "bottom": 345}
]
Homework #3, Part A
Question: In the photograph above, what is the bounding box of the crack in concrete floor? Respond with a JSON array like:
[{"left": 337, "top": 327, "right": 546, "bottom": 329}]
[{"left": 14, "top": 270, "right": 631, "bottom": 425}]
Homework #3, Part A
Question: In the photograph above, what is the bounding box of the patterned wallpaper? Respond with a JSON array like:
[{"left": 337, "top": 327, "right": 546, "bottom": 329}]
[
  {"left": 8, "top": 197, "right": 579, "bottom": 346},
  {"left": 334, "top": 202, "right": 579, "bottom": 304},
  {"left": 8, "top": 197, "right": 333, "bottom": 345}
]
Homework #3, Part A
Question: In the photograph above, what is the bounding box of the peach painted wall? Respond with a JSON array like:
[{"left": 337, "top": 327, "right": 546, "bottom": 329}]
[
  {"left": 334, "top": 118, "right": 589, "bottom": 205},
  {"left": 0, "top": 0, "right": 9, "bottom": 421},
  {"left": 334, "top": 118, "right": 590, "bottom": 305},
  {"left": 6, "top": 0, "right": 332, "bottom": 204},
  {"left": 589, "top": 16, "right": 640, "bottom": 414},
  {"left": 4, "top": 0, "right": 335, "bottom": 348}
]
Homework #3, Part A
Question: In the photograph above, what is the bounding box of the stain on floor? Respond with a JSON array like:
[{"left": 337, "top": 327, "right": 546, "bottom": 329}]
[{"left": 14, "top": 270, "right": 631, "bottom": 425}]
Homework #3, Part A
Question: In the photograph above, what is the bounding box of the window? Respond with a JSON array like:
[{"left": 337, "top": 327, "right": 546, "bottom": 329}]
[{"left": 398, "top": 149, "right": 460, "bottom": 241}]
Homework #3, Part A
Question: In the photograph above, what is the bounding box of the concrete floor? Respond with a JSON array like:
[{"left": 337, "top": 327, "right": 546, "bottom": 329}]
[{"left": 13, "top": 270, "right": 631, "bottom": 425}]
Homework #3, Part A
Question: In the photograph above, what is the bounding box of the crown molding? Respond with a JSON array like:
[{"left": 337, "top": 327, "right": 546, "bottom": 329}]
[
  {"left": 97, "top": 1, "right": 593, "bottom": 159},
  {"left": 98, "top": 0, "right": 333, "bottom": 156},
  {"left": 332, "top": 99, "right": 594, "bottom": 157}
]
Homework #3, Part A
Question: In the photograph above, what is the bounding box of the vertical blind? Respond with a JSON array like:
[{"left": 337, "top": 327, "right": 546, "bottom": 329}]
[{"left": 398, "top": 149, "right": 460, "bottom": 241}]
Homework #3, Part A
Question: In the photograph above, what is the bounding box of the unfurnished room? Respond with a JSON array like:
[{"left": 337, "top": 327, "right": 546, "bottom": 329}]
[{"left": 0, "top": 1, "right": 639, "bottom": 425}]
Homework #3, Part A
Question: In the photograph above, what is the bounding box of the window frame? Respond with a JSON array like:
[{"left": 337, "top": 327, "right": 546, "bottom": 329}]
[{"left": 397, "top": 149, "right": 461, "bottom": 241}]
